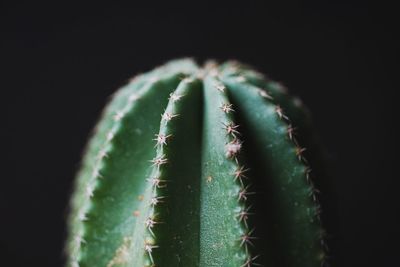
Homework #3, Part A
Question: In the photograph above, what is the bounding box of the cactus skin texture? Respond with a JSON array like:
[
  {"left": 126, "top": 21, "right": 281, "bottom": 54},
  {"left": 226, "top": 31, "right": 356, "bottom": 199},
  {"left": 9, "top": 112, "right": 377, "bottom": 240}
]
[{"left": 66, "top": 59, "right": 328, "bottom": 267}]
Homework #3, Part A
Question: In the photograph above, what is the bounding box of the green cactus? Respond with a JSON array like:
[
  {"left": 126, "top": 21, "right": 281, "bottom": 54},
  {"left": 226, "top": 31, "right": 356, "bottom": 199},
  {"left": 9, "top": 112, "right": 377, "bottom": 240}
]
[{"left": 66, "top": 59, "right": 327, "bottom": 267}]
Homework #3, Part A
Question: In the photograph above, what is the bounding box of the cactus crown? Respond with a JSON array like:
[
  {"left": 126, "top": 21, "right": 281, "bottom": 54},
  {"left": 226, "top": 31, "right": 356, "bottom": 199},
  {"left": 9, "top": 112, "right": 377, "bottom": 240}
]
[{"left": 66, "top": 59, "right": 327, "bottom": 267}]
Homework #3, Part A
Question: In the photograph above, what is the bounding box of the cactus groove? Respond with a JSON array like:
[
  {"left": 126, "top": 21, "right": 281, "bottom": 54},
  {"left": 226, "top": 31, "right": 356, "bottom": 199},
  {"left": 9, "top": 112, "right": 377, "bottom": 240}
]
[{"left": 66, "top": 59, "right": 328, "bottom": 267}]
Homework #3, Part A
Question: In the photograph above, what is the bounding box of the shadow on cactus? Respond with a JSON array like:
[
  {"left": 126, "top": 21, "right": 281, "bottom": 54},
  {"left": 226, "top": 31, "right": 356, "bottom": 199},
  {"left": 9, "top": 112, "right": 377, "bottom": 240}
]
[{"left": 66, "top": 59, "right": 329, "bottom": 267}]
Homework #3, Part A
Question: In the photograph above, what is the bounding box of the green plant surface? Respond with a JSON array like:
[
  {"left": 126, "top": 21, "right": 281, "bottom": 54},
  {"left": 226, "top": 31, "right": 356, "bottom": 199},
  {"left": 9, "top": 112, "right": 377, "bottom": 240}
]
[{"left": 66, "top": 59, "right": 327, "bottom": 267}]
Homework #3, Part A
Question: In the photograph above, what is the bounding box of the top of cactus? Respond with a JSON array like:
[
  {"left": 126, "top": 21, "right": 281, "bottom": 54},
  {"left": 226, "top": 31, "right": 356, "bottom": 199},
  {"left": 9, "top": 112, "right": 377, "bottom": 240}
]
[{"left": 66, "top": 58, "right": 327, "bottom": 267}]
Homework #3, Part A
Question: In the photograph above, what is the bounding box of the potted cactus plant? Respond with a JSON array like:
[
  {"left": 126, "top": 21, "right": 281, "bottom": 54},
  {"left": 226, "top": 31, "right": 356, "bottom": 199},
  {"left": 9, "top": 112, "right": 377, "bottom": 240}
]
[{"left": 66, "top": 59, "right": 328, "bottom": 267}]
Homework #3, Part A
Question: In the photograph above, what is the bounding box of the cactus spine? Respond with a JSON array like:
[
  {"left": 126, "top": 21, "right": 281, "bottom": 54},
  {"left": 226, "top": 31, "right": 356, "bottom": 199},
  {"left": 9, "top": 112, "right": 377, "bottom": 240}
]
[{"left": 66, "top": 59, "right": 327, "bottom": 267}]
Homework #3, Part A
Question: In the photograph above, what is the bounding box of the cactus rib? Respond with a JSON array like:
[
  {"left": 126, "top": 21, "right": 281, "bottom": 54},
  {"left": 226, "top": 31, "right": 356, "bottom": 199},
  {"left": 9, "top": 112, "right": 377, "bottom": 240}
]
[
  {"left": 150, "top": 76, "right": 203, "bottom": 266},
  {"left": 200, "top": 74, "right": 254, "bottom": 266},
  {"left": 222, "top": 76, "right": 326, "bottom": 266}
]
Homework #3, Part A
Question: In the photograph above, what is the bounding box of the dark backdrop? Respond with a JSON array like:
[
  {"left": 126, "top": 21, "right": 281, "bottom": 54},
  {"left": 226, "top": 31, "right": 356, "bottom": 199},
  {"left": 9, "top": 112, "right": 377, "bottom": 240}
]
[{"left": 1, "top": 1, "right": 398, "bottom": 267}]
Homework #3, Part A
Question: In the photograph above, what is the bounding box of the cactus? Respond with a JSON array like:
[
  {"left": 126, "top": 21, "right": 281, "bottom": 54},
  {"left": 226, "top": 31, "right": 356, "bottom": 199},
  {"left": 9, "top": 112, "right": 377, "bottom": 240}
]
[{"left": 66, "top": 59, "right": 327, "bottom": 267}]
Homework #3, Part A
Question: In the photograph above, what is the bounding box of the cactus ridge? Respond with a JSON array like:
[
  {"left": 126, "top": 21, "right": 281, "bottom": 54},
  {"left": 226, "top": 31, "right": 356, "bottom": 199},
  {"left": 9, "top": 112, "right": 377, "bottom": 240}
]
[
  {"left": 67, "top": 59, "right": 327, "bottom": 267},
  {"left": 223, "top": 76, "right": 326, "bottom": 265},
  {"left": 200, "top": 73, "right": 255, "bottom": 266}
]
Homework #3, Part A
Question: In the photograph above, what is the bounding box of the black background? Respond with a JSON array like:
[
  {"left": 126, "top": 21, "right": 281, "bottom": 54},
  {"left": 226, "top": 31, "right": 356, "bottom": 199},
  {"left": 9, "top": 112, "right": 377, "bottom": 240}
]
[{"left": 1, "top": 1, "right": 398, "bottom": 267}]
